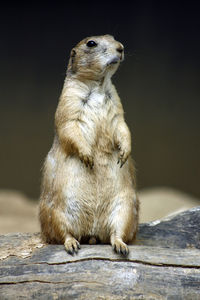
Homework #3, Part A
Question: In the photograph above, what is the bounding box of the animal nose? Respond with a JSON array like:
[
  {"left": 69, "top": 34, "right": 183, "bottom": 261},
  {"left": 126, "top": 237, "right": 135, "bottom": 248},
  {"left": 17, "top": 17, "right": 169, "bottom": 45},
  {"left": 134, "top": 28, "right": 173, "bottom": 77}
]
[{"left": 116, "top": 45, "right": 124, "bottom": 53}]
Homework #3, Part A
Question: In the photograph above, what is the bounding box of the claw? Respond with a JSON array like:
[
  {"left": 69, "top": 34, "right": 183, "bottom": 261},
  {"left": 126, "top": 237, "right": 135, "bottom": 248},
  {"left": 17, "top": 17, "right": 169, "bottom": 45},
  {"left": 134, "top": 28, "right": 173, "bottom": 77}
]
[
  {"left": 121, "top": 245, "right": 129, "bottom": 256},
  {"left": 73, "top": 247, "right": 78, "bottom": 254},
  {"left": 112, "top": 244, "right": 117, "bottom": 252},
  {"left": 79, "top": 154, "right": 94, "bottom": 169},
  {"left": 67, "top": 248, "right": 74, "bottom": 255}
]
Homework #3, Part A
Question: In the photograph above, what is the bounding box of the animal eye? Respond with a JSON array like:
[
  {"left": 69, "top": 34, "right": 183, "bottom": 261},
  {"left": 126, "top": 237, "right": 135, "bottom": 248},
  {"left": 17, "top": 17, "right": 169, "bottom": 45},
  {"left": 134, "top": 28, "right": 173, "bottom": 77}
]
[{"left": 86, "top": 40, "right": 97, "bottom": 47}]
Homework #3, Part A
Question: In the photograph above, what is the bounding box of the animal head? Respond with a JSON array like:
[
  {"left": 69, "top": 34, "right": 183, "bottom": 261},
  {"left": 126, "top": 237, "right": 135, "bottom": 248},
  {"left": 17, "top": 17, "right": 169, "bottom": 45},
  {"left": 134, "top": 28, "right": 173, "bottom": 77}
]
[{"left": 67, "top": 35, "right": 124, "bottom": 80}]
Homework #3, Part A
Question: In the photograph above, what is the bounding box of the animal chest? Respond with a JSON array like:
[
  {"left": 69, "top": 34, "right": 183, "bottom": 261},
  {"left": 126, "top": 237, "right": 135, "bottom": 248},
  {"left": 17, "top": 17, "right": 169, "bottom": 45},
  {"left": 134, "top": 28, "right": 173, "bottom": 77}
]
[{"left": 81, "top": 89, "right": 115, "bottom": 133}]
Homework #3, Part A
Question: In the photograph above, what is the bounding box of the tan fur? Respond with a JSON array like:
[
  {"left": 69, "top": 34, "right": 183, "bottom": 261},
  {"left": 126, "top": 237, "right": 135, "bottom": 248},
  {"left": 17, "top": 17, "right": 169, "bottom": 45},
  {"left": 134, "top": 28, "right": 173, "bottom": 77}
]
[{"left": 39, "top": 35, "right": 139, "bottom": 255}]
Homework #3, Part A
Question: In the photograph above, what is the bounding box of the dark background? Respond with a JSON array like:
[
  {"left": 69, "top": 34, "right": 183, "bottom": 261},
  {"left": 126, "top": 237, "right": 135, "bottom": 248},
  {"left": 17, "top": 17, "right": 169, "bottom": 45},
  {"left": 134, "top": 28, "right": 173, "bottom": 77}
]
[{"left": 1, "top": 2, "right": 200, "bottom": 199}]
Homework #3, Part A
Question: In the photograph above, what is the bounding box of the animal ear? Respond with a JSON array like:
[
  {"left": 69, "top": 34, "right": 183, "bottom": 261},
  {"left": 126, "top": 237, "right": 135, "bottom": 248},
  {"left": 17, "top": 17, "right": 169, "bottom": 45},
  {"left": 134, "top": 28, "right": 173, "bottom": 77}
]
[
  {"left": 67, "top": 48, "right": 77, "bottom": 73},
  {"left": 70, "top": 49, "right": 76, "bottom": 66},
  {"left": 71, "top": 49, "right": 76, "bottom": 60}
]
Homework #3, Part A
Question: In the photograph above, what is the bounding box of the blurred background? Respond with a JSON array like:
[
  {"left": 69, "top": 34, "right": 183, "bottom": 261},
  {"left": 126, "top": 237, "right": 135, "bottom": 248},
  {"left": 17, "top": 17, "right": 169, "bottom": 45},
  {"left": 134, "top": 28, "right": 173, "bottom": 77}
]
[{"left": 0, "top": 1, "right": 200, "bottom": 232}]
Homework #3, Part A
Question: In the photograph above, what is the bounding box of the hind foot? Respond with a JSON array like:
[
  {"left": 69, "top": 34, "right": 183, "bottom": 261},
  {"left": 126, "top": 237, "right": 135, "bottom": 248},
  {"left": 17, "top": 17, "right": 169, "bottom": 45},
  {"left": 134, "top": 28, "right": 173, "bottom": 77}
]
[
  {"left": 64, "top": 235, "right": 81, "bottom": 255},
  {"left": 111, "top": 237, "right": 129, "bottom": 256}
]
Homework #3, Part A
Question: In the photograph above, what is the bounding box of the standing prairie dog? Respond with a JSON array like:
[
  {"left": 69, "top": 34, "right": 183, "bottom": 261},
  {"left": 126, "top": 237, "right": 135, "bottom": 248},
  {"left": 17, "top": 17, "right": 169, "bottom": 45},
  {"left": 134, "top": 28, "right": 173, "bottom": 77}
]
[{"left": 39, "top": 34, "right": 139, "bottom": 256}]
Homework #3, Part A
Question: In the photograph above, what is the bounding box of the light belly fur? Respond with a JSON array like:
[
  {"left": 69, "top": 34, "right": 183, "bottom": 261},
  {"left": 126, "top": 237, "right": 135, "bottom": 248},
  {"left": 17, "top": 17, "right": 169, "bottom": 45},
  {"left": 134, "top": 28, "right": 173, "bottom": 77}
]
[{"left": 53, "top": 149, "right": 132, "bottom": 239}]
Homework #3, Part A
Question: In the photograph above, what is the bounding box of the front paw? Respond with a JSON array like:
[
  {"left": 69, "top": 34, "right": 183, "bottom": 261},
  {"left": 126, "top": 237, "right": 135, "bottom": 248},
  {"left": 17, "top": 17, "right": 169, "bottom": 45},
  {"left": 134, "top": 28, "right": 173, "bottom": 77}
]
[
  {"left": 117, "top": 146, "right": 131, "bottom": 168},
  {"left": 79, "top": 152, "right": 94, "bottom": 169}
]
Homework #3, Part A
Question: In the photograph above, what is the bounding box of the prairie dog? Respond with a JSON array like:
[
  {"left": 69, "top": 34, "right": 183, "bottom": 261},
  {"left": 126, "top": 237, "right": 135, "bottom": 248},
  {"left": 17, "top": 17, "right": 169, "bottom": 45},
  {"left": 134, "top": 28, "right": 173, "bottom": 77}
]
[{"left": 39, "top": 35, "right": 139, "bottom": 256}]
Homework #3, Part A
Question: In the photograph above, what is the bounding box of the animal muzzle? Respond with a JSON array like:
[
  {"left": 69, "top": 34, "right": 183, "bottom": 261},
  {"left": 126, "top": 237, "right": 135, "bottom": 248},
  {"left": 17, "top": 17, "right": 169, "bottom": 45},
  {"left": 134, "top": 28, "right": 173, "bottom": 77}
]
[{"left": 107, "top": 56, "right": 120, "bottom": 65}]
